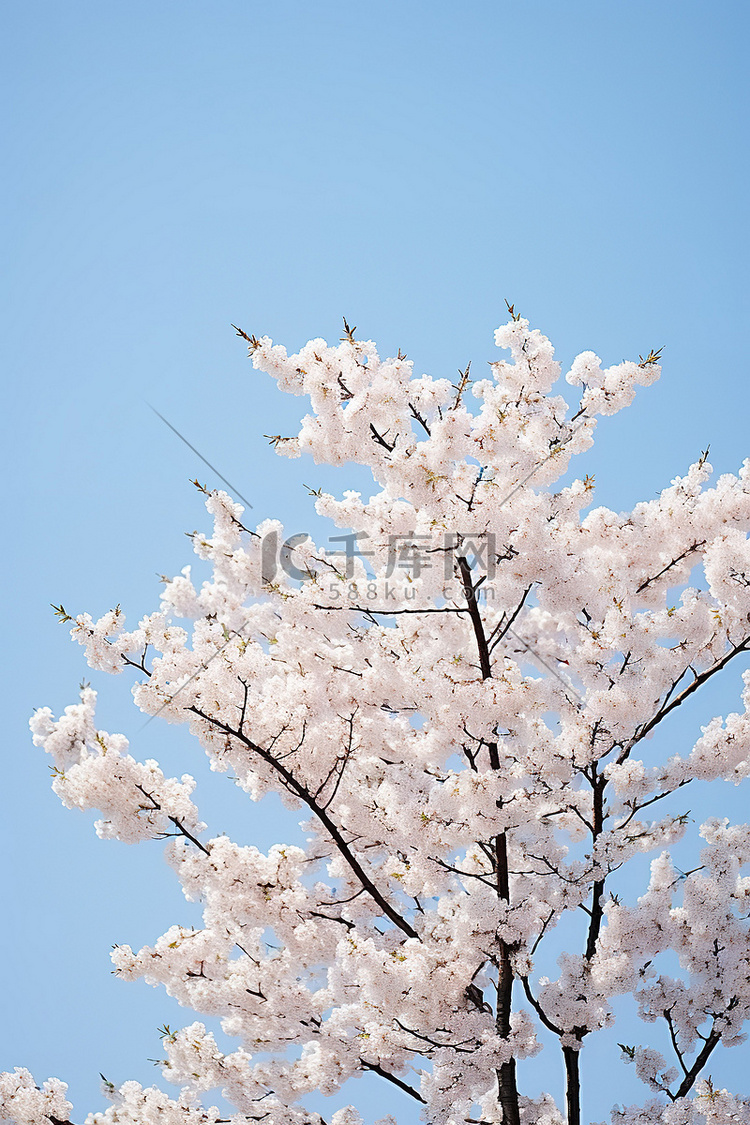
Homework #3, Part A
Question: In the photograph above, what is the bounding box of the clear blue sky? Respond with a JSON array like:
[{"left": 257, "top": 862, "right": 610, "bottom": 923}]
[{"left": 2, "top": 2, "right": 749, "bottom": 1122}]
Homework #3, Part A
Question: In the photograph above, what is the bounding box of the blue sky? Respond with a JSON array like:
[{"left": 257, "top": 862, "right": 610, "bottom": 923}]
[{"left": 2, "top": 2, "right": 749, "bottom": 1121}]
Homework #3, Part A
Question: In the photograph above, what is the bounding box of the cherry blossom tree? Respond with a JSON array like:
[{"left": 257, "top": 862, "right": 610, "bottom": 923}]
[{"left": 5, "top": 311, "right": 750, "bottom": 1125}]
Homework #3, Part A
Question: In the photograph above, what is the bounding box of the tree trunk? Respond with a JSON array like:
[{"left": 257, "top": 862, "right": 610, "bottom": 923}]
[
  {"left": 495, "top": 831, "right": 520, "bottom": 1125},
  {"left": 563, "top": 1045, "right": 581, "bottom": 1125}
]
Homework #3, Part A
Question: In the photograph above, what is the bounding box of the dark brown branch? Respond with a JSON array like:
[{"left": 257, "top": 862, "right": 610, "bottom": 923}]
[
  {"left": 539, "top": 802, "right": 594, "bottom": 835},
  {"left": 673, "top": 1028, "right": 721, "bottom": 1099},
  {"left": 519, "top": 977, "right": 562, "bottom": 1035},
  {"left": 315, "top": 711, "right": 357, "bottom": 809},
  {"left": 488, "top": 586, "right": 532, "bottom": 653},
  {"left": 619, "top": 635, "right": 750, "bottom": 763},
  {"left": 584, "top": 769, "right": 606, "bottom": 961},
  {"left": 456, "top": 552, "right": 520, "bottom": 1125},
  {"left": 369, "top": 423, "right": 396, "bottom": 452},
  {"left": 276, "top": 721, "right": 308, "bottom": 762},
  {"left": 238, "top": 677, "right": 250, "bottom": 732},
  {"left": 548, "top": 766, "right": 606, "bottom": 1125},
  {"left": 457, "top": 557, "right": 492, "bottom": 679},
  {"left": 231, "top": 323, "right": 260, "bottom": 348},
  {"left": 525, "top": 851, "right": 588, "bottom": 886},
  {"left": 359, "top": 1060, "right": 426, "bottom": 1103},
  {"left": 308, "top": 910, "right": 355, "bottom": 930},
  {"left": 455, "top": 468, "right": 486, "bottom": 512},
  {"left": 313, "top": 603, "right": 466, "bottom": 615},
  {"left": 134, "top": 783, "right": 211, "bottom": 855},
  {"left": 531, "top": 909, "right": 556, "bottom": 956},
  {"left": 392, "top": 1018, "right": 480, "bottom": 1055},
  {"left": 431, "top": 856, "right": 498, "bottom": 890},
  {"left": 122, "top": 645, "right": 152, "bottom": 677},
  {"left": 616, "top": 778, "right": 692, "bottom": 830},
  {"left": 337, "top": 373, "right": 354, "bottom": 401},
  {"left": 563, "top": 1045, "right": 582, "bottom": 1125},
  {"left": 636, "top": 541, "right": 706, "bottom": 594},
  {"left": 168, "top": 816, "right": 211, "bottom": 856},
  {"left": 451, "top": 361, "right": 472, "bottom": 409},
  {"left": 188, "top": 706, "right": 418, "bottom": 940},
  {"left": 326, "top": 887, "right": 367, "bottom": 907},
  {"left": 408, "top": 401, "right": 431, "bottom": 436},
  {"left": 664, "top": 1008, "right": 689, "bottom": 1078}
]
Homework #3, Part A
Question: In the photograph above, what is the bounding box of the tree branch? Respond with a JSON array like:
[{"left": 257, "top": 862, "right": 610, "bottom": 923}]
[
  {"left": 134, "top": 782, "right": 211, "bottom": 855},
  {"left": 488, "top": 586, "right": 532, "bottom": 652},
  {"left": 312, "top": 603, "right": 466, "bottom": 615},
  {"left": 619, "top": 635, "right": 750, "bottom": 763},
  {"left": 369, "top": 423, "right": 396, "bottom": 452},
  {"left": 585, "top": 769, "right": 606, "bottom": 961},
  {"left": 520, "top": 976, "right": 563, "bottom": 1037},
  {"left": 359, "top": 1060, "right": 426, "bottom": 1103},
  {"left": 188, "top": 706, "right": 418, "bottom": 939},
  {"left": 456, "top": 552, "right": 520, "bottom": 1125},
  {"left": 663, "top": 1008, "right": 689, "bottom": 1078},
  {"left": 457, "top": 556, "right": 492, "bottom": 679},
  {"left": 408, "top": 401, "right": 431, "bottom": 436},
  {"left": 636, "top": 541, "right": 706, "bottom": 594},
  {"left": 673, "top": 1028, "right": 721, "bottom": 1100}
]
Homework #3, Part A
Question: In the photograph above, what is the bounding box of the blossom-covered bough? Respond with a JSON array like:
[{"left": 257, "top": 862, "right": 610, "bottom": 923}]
[{"left": 6, "top": 312, "right": 750, "bottom": 1125}]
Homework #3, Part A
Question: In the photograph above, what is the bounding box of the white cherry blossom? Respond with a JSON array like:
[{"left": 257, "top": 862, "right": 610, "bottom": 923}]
[{"left": 6, "top": 315, "right": 750, "bottom": 1125}]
